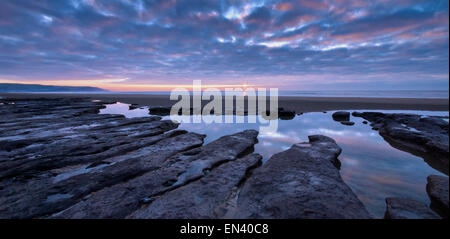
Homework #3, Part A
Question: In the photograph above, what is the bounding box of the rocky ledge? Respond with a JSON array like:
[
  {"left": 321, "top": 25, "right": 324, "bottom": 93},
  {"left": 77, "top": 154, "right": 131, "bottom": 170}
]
[
  {"left": 233, "top": 135, "right": 371, "bottom": 219},
  {"left": 427, "top": 175, "right": 449, "bottom": 218},
  {"left": 0, "top": 98, "right": 369, "bottom": 219},
  {"left": 352, "top": 112, "right": 449, "bottom": 174},
  {"left": 384, "top": 197, "right": 440, "bottom": 219}
]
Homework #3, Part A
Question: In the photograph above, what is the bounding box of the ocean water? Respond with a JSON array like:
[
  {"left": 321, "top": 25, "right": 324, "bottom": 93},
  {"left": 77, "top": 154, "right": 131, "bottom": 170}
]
[
  {"left": 100, "top": 103, "right": 449, "bottom": 218},
  {"left": 277, "top": 90, "right": 449, "bottom": 99},
  {"left": 79, "top": 90, "right": 450, "bottom": 99}
]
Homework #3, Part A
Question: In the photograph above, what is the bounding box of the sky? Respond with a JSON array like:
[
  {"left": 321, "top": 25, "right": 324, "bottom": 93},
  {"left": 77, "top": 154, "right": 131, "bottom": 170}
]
[{"left": 0, "top": 0, "right": 448, "bottom": 91}]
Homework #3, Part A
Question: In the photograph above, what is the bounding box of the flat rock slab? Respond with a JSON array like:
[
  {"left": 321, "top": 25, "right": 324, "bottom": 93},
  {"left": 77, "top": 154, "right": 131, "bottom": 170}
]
[
  {"left": 427, "top": 175, "right": 449, "bottom": 218},
  {"left": 384, "top": 197, "right": 440, "bottom": 219},
  {"left": 0, "top": 98, "right": 201, "bottom": 218},
  {"left": 234, "top": 135, "right": 371, "bottom": 219},
  {"left": 52, "top": 130, "right": 259, "bottom": 219},
  {"left": 128, "top": 154, "right": 262, "bottom": 219}
]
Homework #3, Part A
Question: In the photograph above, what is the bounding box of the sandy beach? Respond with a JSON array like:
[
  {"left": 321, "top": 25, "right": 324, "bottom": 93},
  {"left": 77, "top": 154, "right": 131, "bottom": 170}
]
[{"left": 1, "top": 93, "right": 448, "bottom": 113}]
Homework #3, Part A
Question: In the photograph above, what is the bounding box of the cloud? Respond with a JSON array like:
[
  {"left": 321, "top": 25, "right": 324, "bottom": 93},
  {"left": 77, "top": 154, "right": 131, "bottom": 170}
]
[{"left": 0, "top": 0, "right": 448, "bottom": 90}]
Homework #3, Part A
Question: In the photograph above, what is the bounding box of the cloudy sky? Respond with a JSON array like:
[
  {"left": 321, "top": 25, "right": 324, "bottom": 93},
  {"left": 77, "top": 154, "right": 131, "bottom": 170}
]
[{"left": 0, "top": 0, "right": 448, "bottom": 91}]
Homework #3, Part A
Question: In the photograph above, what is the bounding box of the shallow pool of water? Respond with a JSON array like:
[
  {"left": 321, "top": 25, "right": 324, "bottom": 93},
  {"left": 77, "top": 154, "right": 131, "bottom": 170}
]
[
  {"left": 100, "top": 102, "right": 448, "bottom": 218},
  {"left": 99, "top": 102, "right": 149, "bottom": 118}
]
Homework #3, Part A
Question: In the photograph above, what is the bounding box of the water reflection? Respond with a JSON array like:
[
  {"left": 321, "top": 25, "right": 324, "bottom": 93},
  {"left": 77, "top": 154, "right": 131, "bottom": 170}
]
[
  {"left": 99, "top": 102, "right": 149, "bottom": 118},
  {"left": 99, "top": 102, "right": 448, "bottom": 218}
]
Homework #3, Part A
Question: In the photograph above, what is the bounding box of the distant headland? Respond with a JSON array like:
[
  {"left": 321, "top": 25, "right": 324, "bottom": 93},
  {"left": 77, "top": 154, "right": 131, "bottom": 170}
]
[{"left": 0, "top": 83, "right": 107, "bottom": 93}]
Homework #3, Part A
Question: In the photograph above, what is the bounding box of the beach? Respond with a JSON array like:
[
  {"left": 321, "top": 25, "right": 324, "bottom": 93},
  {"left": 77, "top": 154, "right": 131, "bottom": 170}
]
[{"left": 1, "top": 93, "right": 448, "bottom": 112}]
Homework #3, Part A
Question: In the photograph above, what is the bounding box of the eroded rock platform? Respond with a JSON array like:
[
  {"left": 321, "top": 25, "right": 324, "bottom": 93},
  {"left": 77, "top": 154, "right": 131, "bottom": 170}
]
[{"left": 0, "top": 98, "right": 370, "bottom": 218}]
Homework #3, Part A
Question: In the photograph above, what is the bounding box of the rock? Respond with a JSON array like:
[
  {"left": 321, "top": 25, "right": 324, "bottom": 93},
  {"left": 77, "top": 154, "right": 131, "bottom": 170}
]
[
  {"left": 420, "top": 117, "right": 449, "bottom": 130},
  {"left": 384, "top": 197, "right": 440, "bottom": 219},
  {"left": 340, "top": 121, "right": 355, "bottom": 126},
  {"left": 0, "top": 98, "right": 207, "bottom": 218},
  {"left": 278, "top": 108, "right": 295, "bottom": 120},
  {"left": 129, "top": 104, "right": 139, "bottom": 110},
  {"left": 427, "top": 175, "right": 449, "bottom": 218},
  {"left": 176, "top": 107, "right": 195, "bottom": 116},
  {"left": 2, "top": 131, "right": 204, "bottom": 219},
  {"left": 149, "top": 106, "right": 172, "bottom": 116},
  {"left": 332, "top": 111, "right": 350, "bottom": 122},
  {"left": 362, "top": 121, "right": 368, "bottom": 124},
  {"left": 51, "top": 130, "right": 259, "bottom": 219},
  {"left": 128, "top": 154, "right": 262, "bottom": 219},
  {"left": 352, "top": 112, "right": 363, "bottom": 117},
  {"left": 0, "top": 118, "right": 178, "bottom": 179},
  {"left": 1, "top": 99, "right": 269, "bottom": 219},
  {"left": 352, "top": 112, "right": 449, "bottom": 174},
  {"left": 265, "top": 108, "right": 295, "bottom": 120},
  {"left": 234, "top": 135, "right": 371, "bottom": 219}
]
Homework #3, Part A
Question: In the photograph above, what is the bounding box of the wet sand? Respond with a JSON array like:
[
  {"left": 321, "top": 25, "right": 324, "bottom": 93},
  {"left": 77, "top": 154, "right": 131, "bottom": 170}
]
[{"left": 1, "top": 93, "right": 448, "bottom": 113}]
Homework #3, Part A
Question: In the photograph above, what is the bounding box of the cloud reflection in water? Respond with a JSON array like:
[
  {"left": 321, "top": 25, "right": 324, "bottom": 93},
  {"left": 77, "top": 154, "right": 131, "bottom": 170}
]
[{"left": 100, "top": 103, "right": 447, "bottom": 218}]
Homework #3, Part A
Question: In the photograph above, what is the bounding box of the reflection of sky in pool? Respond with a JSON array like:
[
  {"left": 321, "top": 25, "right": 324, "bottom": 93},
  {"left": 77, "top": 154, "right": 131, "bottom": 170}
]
[
  {"left": 100, "top": 102, "right": 448, "bottom": 218},
  {"left": 99, "top": 102, "right": 149, "bottom": 118}
]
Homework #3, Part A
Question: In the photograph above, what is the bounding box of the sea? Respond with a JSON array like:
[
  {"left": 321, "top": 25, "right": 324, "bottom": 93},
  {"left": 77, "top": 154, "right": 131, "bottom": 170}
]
[{"left": 98, "top": 90, "right": 449, "bottom": 99}]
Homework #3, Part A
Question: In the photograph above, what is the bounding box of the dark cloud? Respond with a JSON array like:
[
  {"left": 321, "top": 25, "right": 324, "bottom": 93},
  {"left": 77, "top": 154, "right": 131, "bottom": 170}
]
[
  {"left": 0, "top": 0, "right": 448, "bottom": 90},
  {"left": 245, "top": 6, "right": 272, "bottom": 24}
]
